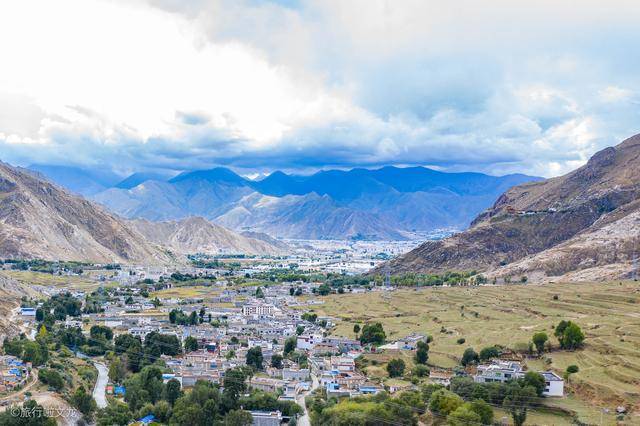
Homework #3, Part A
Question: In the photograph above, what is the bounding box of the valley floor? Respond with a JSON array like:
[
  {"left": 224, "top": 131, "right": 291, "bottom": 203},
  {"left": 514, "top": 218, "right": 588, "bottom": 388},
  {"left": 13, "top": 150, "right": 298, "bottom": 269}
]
[{"left": 301, "top": 280, "right": 640, "bottom": 424}]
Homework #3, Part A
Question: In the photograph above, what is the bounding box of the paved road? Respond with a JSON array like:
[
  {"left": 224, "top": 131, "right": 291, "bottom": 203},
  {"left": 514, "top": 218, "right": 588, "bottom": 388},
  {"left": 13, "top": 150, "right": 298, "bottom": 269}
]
[
  {"left": 297, "top": 373, "right": 319, "bottom": 426},
  {"left": 92, "top": 362, "right": 108, "bottom": 409}
]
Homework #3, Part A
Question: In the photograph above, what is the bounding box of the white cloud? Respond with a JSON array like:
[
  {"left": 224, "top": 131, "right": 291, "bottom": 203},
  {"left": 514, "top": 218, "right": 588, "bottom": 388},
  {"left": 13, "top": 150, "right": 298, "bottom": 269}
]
[{"left": 0, "top": 0, "right": 639, "bottom": 177}]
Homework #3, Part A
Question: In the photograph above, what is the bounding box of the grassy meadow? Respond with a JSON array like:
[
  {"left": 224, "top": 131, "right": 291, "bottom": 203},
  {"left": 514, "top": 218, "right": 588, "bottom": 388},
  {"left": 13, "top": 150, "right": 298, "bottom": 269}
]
[{"left": 302, "top": 281, "right": 640, "bottom": 424}]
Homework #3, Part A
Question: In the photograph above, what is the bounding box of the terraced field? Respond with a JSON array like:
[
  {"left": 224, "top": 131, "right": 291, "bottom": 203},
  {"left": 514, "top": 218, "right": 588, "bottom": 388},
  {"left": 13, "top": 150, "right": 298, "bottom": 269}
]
[
  {"left": 303, "top": 281, "right": 640, "bottom": 424},
  {"left": 1, "top": 270, "right": 118, "bottom": 291}
]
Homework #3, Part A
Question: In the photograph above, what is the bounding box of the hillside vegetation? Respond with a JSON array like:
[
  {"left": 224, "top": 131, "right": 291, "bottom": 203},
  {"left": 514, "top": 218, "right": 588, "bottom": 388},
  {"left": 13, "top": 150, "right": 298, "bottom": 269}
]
[{"left": 302, "top": 281, "right": 640, "bottom": 423}]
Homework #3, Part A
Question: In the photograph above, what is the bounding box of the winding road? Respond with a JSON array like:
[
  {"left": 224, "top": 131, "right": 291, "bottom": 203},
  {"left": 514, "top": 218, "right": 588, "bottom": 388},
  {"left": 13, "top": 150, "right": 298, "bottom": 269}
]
[{"left": 92, "top": 362, "right": 108, "bottom": 409}]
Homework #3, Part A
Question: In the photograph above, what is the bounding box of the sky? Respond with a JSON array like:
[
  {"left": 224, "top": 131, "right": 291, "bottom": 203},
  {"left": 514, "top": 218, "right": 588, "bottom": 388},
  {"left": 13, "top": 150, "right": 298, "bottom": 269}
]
[{"left": 0, "top": 0, "right": 639, "bottom": 178}]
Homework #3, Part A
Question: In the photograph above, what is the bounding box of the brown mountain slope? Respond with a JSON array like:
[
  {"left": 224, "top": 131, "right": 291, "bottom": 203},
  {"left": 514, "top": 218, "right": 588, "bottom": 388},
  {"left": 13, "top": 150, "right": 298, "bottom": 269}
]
[
  {"left": 0, "top": 274, "right": 42, "bottom": 340},
  {"left": 0, "top": 161, "right": 170, "bottom": 263},
  {"left": 129, "top": 217, "right": 289, "bottom": 255},
  {"left": 378, "top": 134, "right": 640, "bottom": 280}
]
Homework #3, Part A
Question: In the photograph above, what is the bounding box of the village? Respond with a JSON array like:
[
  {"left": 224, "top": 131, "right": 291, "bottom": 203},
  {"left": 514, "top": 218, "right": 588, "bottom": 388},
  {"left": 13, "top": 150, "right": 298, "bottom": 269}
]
[{"left": 2, "top": 256, "right": 582, "bottom": 426}]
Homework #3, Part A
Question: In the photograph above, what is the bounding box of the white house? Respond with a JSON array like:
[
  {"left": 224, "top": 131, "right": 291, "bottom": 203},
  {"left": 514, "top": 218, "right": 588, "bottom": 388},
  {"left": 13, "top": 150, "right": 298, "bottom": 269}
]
[
  {"left": 540, "top": 371, "right": 564, "bottom": 397},
  {"left": 296, "top": 333, "right": 323, "bottom": 350},
  {"left": 20, "top": 307, "right": 36, "bottom": 317},
  {"left": 474, "top": 360, "right": 524, "bottom": 383},
  {"left": 250, "top": 410, "right": 282, "bottom": 426},
  {"left": 242, "top": 303, "right": 275, "bottom": 317}
]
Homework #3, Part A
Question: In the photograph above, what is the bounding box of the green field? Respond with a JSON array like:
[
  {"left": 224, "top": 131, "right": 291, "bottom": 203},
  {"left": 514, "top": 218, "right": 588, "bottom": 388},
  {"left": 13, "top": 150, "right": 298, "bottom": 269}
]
[
  {"left": 302, "top": 281, "right": 640, "bottom": 424},
  {"left": 1, "top": 270, "right": 118, "bottom": 291}
]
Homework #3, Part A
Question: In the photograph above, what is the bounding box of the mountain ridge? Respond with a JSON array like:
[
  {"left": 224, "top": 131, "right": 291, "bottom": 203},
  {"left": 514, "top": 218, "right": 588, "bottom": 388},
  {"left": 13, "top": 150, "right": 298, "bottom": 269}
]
[
  {"left": 376, "top": 133, "right": 640, "bottom": 281},
  {"left": 0, "top": 161, "right": 170, "bottom": 263},
  {"left": 85, "top": 165, "right": 540, "bottom": 240}
]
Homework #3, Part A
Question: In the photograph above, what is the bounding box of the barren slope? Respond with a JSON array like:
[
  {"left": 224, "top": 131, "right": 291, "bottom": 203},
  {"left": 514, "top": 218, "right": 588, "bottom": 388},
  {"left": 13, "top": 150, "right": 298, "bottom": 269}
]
[
  {"left": 129, "top": 216, "right": 288, "bottom": 255},
  {"left": 378, "top": 134, "right": 640, "bottom": 280},
  {"left": 0, "top": 161, "right": 170, "bottom": 264}
]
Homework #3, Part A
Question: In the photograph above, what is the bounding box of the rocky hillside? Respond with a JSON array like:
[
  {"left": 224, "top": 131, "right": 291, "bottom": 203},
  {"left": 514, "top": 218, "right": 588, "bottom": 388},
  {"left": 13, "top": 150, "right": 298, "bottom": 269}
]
[
  {"left": 0, "top": 161, "right": 170, "bottom": 263},
  {"left": 379, "top": 134, "right": 640, "bottom": 281},
  {"left": 0, "top": 274, "right": 44, "bottom": 340},
  {"left": 128, "top": 217, "right": 288, "bottom": 255}
]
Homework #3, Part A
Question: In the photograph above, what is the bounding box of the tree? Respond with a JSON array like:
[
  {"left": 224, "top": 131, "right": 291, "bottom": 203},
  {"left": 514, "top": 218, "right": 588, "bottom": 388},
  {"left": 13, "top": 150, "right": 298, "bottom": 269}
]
[
  {"left": 386, "top": 359, "right": 405, "bottom": 378},
  {"left": 184, "top": 336, "right": 199, "bottom": 353},
  {"left": 22, "top": 341, "right": 48, "bottom": 366},
  {"left": 317, "top": 284, "right": 331, "bottom": 296},
  {"left": 413, "top": 365, "right": 429, "bottom": 377},
  {"left": 503, "top": 384, "right": 536, "bottom": 426},
  {"left": 39, "top": 368, "right": 64, "bottom": 391},
  {"left": 479, "top": 346, "right": 500, "bottom": 361},
  {"left": 90, "top": 325, "right": 113, "bottom": 341},
  {"left": 223, "top": 368, "right": 248, "bottom": 405},
  {"left": 415, "top": 340, "right": 429, "bottom": 365},
  {"left": 144, "top": 332, "right": 182, "bottom": 357},
  {"left": 108, "top": 358, "right": 127, "bottom": 384},
  {"left": 246, "top": 346, "right": 264, "bottom": 370},
  {"left": 189, "top": 311, "right": 198, "bottom": 325},
  {"left": 565, "top": 365, "right": 579, "bottom": 382},
  {"left": 296, "top": 325, "right": 305, "bottom": 336},
  {"left": 561, "top": 323, "right": 585, "bottom": 350},
  {"left": 566, "top": 364, "right": 579, "bottom": 374},
  {"left": 353, "top": 324, "right": 360, "bottom": 338},
  {"left": 447, "top": 404, "right": 482, "bottom": 426},
  {"left": 532, "top": 332, "right": 548, "bottom": 355},
  {"left": 72, "top": 386, "right": 97, "bottom": 419},
  {"left": 301, "top": 312, "right": 317, "bottom": 323},
  {"left": 284, "top": 337, "right": 296, "bottom": 354},
  {"left": 96, "top": 401, "right": 132, "bottom": 426},
  {"left": 522, "top": 371, "right": 546, "bottom": 397},
  {"left": 164, "top": 378, "right": 182, "bottom": 406},
  {"left": 468, "top": 400, "right": 493, "bottom": 425},
  {"left": 255, "top": 287, "right": 264, "bottom": 298},
  {"left": 126, "top": 339, "right": 143, "bottom": 372},
  {"left": 114, "top": 333, "right": 140, "bottom": 355},
  {"left": 224, "top": 409, "right": 253, "bottom": 426},
  {"left": 428, "top": 389, "right": 464, "bottom": 416},
  {"left": 359, "top": 322, "right": 386, "bottom": 345},
  {"left": 270, "top": 354, "right": 283, "bottom": 369},
  {"left": 461, "top": 348, "right": 479, "bottom": 366}
]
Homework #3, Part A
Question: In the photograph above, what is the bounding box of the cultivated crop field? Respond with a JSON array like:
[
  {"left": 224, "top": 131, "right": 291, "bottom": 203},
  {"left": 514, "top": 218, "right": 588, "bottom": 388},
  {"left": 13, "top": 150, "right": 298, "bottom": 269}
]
[
  {"left": 304, "top": 281, "right": 640, "bottom": 424},
  {"left": 1, "top": 270, "right": 118, "bottom": 291}
]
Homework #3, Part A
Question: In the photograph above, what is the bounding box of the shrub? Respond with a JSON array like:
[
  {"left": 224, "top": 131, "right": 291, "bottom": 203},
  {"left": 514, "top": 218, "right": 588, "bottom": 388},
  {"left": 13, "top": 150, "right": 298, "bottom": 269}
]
[
  {"left": 461, "top": 348, "right": 479, "bottom": 366},
  {"left": 386, "top": 358, "right": 406, "bottom": 378}
]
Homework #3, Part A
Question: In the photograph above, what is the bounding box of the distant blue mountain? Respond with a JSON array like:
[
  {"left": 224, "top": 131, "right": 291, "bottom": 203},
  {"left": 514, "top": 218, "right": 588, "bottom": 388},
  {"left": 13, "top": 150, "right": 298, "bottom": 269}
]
[
  {"left": 170, "top": 167, "right": 247, "bottom": 185},
  {"left": 36, "top": 163, "right": 542, "bottom": 240},
  {"left": 252, "top": 166, "right": 540, "bottom": 202},
  {"left": 115, "top": 172, "right": 171, "bottom": 189},
  {"left": 28, "top": 164, "right": 122, "bottom": 196}
]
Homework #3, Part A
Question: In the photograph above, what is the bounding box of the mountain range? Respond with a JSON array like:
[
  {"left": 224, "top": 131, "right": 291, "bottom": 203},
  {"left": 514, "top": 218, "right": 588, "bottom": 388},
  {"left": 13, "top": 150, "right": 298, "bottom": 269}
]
[
  {"left": 378, "top": 133, "right": 640, "bottom": 282},
  {"left": 0, "top": 162, "right": 286, "bottom": 262},
  {"left": 39, "top": 165, "right": 540, "bottom": 240}
]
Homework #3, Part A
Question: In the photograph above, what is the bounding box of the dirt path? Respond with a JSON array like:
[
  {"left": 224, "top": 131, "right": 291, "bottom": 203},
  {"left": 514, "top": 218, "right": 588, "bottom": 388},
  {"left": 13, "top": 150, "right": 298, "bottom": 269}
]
[{"left": 0, "top": 369, "right": 39, "bottom": 403}]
